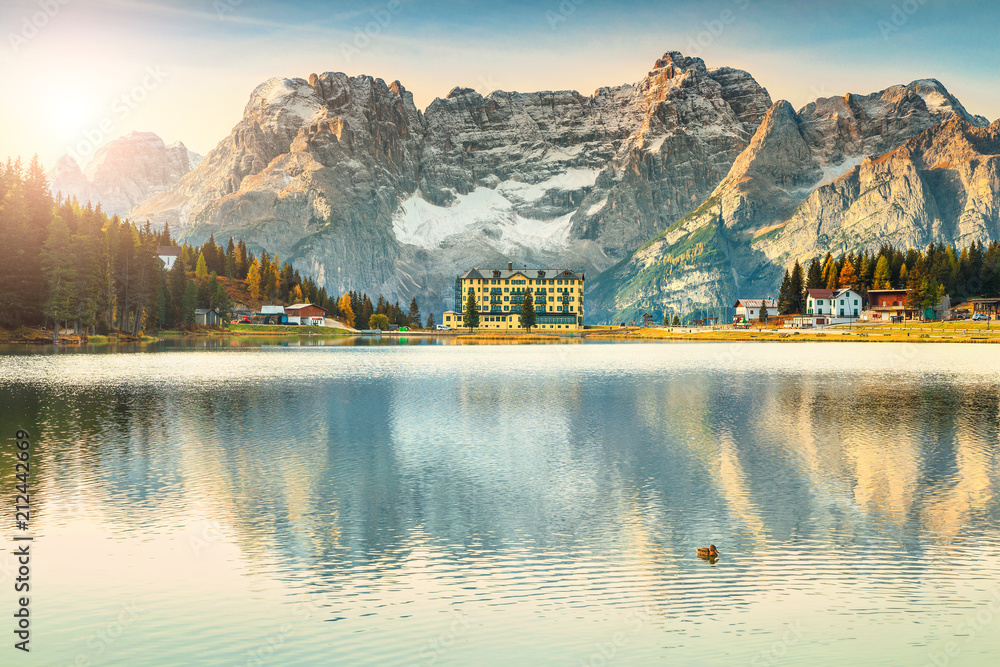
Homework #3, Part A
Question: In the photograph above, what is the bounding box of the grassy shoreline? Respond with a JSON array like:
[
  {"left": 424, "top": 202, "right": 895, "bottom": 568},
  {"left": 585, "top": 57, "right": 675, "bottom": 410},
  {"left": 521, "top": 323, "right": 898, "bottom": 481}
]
[{"left": 5, "top": 322, "right": 1000, "bottom": 346}]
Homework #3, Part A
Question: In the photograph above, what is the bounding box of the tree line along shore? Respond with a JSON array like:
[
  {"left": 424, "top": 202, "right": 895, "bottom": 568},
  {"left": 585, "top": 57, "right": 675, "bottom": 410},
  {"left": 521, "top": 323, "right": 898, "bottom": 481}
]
[{"left": 0, "top": 156, "right": 429, "bottom": 342}]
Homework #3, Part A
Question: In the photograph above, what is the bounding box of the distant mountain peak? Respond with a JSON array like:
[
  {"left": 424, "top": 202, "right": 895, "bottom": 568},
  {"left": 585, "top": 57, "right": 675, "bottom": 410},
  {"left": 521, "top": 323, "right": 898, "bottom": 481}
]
[{"left": 47, "top": 131, "right": 202, "bottom": 217}]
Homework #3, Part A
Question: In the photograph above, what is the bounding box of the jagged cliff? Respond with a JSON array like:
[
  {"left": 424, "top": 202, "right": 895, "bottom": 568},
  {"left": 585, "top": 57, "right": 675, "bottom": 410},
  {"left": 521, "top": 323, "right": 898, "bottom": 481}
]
[{"left": 128, "top": 52, "right": 771, "bottom": 313}]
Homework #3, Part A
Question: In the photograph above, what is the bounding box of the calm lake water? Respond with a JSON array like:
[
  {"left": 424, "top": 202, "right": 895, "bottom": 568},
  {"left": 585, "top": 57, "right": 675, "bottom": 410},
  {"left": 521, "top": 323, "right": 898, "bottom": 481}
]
[{"left": 2, "top": 339, "right": 1000, "bottom": 666}]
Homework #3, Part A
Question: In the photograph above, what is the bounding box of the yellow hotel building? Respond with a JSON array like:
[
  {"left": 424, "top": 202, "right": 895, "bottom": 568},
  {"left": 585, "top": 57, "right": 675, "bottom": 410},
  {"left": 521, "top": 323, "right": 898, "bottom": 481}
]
[{"left": 441, "top": 263, "right": 585, "bottom": 331}]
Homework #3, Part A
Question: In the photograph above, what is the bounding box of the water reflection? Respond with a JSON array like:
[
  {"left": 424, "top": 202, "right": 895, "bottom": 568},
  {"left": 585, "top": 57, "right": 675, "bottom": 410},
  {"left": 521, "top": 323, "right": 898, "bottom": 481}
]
[{"left": 1, "top": 343, "right": 999, "bottom": 665}]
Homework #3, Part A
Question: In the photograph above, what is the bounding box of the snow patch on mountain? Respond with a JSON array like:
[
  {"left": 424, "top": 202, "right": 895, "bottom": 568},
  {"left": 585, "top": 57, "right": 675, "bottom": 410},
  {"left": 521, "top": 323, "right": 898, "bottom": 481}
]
[
  {"left": 495, "top": 167, "right": 601, "bottom": 203},
  {"left": 815, "top": 156, "right": 865, "bottom": 188},
  {"left": 393, "top": 188, "right": 573, "bottom": 252}
]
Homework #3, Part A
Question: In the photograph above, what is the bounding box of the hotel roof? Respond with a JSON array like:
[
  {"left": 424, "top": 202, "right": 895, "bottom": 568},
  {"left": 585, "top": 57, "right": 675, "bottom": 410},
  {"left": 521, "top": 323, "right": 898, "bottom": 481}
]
[{"left": 459, "top": 268, "right": 585, "bottom": 281}]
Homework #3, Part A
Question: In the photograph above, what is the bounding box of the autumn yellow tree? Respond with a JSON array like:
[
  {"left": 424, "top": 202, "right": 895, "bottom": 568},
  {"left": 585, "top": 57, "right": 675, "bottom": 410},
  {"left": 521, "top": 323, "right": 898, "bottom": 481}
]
[
  {"left": 823, "top": 256, "right": 839, "bottom": 290},
  {"left": 838, "top": 258, "right": 859, "bottom": 291},
  {"left": 338, "top": 293, "right": 355, "bottom": 328},
  {"left": 290, "top": 285, "right": 304, "bottom": 303},
  {"left": 195, "top": 251, "right": 208, "bottom": 280},
  {"left": 872, "top": 255, "right": 892, "bottom": 289},
  {"left": 246, "top": 263, "right": 262, "bottom": 303}
]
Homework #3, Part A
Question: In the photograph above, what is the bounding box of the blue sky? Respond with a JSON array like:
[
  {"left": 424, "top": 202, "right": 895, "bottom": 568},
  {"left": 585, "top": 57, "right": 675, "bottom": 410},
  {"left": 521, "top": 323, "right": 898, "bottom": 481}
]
[{"left": 2, "top": 0, "right": 998, "bottom": 167}]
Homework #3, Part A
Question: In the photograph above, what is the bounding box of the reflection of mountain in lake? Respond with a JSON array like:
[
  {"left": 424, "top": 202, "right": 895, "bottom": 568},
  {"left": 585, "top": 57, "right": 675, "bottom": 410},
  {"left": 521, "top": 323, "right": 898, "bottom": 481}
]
[{"left": 5, "top": 343, "right": 1000, "bottom": 664}]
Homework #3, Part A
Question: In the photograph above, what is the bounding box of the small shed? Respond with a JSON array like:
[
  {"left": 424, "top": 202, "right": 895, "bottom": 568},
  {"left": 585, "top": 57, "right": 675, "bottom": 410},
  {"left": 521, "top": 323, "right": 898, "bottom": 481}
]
[{"left": 194, "top": 308, "right": 224, "bottom": 327}]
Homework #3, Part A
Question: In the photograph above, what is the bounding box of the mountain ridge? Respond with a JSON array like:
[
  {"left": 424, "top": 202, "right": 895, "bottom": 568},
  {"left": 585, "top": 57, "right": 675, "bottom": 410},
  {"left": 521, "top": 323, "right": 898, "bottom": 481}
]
[
  {"left": 128, "top": 52, "right": 773, "bottom": 314},
  {"left": 586, "top": 77, "right": 995, "bottom": 322}
]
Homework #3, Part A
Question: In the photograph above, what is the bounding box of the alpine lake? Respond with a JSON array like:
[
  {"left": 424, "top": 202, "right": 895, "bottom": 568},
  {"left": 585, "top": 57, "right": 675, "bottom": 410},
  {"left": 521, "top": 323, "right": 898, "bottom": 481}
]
[{"left": 2, "top": 337, "right": 1000, "bottom": 666}]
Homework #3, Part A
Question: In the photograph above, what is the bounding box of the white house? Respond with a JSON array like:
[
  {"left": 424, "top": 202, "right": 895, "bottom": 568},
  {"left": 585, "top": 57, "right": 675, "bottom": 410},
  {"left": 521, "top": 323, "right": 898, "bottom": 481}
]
[
  {"left": 157, "top": 246, "right": 180, "bottom": 269},
  {"left": 793, "top": 288, "right": 864, "bottom": 327},
  {"left": 734, "top": 298, "right": 777, "bottom": 322}
]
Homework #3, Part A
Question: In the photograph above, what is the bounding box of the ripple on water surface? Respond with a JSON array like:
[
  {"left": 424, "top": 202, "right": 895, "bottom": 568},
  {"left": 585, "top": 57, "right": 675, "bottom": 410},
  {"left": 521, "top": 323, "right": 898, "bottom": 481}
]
[{"left": 2, "top": 342, "right": 1000, "bottom": 665}]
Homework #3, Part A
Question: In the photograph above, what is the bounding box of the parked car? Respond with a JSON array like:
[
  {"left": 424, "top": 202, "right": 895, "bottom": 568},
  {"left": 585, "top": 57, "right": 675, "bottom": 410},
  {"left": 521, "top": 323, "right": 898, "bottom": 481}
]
[
  {"left": 436, "top": 324, "right": 451, "bottom": 331},
  {"left": 973, "top": 313, "right": 989, "bottom": 321}
]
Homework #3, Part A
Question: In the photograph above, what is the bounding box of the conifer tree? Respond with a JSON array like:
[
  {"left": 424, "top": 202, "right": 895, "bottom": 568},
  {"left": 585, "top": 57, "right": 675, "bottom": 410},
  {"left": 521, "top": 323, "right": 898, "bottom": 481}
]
[
  {"left": 806, "top": 259, "right": 824, "bottom": 290},
  {"left": 426, "top": 313, "right": 436, "bottom": 329},
  {"left": 408, "top": 297, "right": 421, "bottom": 329},
  {"left": 823, "top": 256, "right": 839, "bottom": 290},
  {"left": 180, "top": 280, "right": 198, "bottom": 326},
  {"left": 40, "top": 216, "right": 77, "bottom": 340},
  {"left": 873, "top": 255, "right": 892, "bottom": 289},
  {"left": 246, "top": 263, "right": 262, "bottom": 303},
  {"left": 672, "top": 314, "right": 681, "bottom": 326},
  {"left": 838, "top": 258, "right": 859, "bottom": 291},
  {"left": 778, "top": 269, "right": 792, "bottom": 314},
  {"left": 789, "top": 261, "right": 805, "bottom": 313},
  {"left": 463, "top": 291, "right": 480, "bottom": 331},
  {"left": 521, "top": 290, "right": 536, "bottom": 332},
  {"left": 195, "top": 251, "right": 208, "bottom": 280},
  {"left": 758, "top": 300, "right": 768, "bottom": 324},
  {"left": 338, "top": 293, "right": 355, "bottom": 328}
]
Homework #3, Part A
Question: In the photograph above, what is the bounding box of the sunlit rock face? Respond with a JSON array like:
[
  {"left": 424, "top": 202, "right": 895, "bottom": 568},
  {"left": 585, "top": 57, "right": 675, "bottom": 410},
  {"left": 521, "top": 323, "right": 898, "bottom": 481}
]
[
  {"left": 127, "top": 53, "right": 772, "bottom": 313},
  {"left": 587, "top": 78, "right": 994, "bottom": 323},
  {"left": 47, "top": 131, "right": 202, "bottom": 218}
]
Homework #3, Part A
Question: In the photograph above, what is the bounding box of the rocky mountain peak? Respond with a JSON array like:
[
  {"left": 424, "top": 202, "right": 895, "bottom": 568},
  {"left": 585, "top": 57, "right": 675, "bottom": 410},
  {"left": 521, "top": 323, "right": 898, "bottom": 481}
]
[
  {"left": 446, "top": 86, "right": 478, "bottom": 99},
  {"left": 651, "top": 51, "right": 706, "bottom": 74}
]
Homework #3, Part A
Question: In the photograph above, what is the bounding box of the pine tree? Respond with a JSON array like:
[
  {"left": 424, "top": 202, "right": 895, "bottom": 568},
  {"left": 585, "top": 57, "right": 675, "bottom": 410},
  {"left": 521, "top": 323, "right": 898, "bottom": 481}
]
[
  {"left": 873, "top": 255, "right": 892, "bottom": 289},
  {"left": 805, "top": 259, "right": 824, "bottom": 290},
  {"left": 858, "top": 253, "right": 872, "bottom": 294},
  {"left": 838, "top": 258, "right": 859, "bottom": 291},
  {"left": 212, "top": 281, "right": 233, "bottom": 321},
  {"left": 180, "top": 280, "right": 198, "bottom": 326},
  {"left": 672, "top": 314, "right": 681, "bottom": 326},
  {"left": 463, "top": 291, "right": 480, "bottom": 331},
  {"left": 40, "top": 216, "right": 77, "bottom": 340},
  {"left": 824, "top": 256, "right": 839, "bottom": 290},
  {"left": 778, "top": 269, "right": 792, "bottom": 314},
  {"left": 338, "top": 293, "right": 355, "bottom": 328},
  {"left": 789, "top": 261, "right": 805, "bottom": 314},
  {"left": 758, "top": 300, "right": 768, "bottom": 324},
  {"left": 426, "top": 313, "right": 436, "bottom": 329},
  {"left": 905, "top": 264, "right": 923, "bottom": 314},
  {"left": 521, "top": 290, "right": 536, "bottom": 332},
  {"left": 195, "top": 251, "right": 208, "bottom": 280},
  {"left": 246, "top": 263, "right": 262, "bottom": 303},
  {"left": 408, "top": 297, "right": 421, "bottom": 329}
]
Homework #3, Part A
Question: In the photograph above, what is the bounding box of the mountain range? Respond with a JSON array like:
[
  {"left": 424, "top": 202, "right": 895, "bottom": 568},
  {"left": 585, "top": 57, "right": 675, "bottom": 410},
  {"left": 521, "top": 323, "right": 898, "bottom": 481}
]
[
  {"left": 48, "top": 52, "right": 1000, "bottom": 320},
  {"left": 48, "top": 131, "right": 202, "bottom": 219}
]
